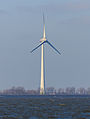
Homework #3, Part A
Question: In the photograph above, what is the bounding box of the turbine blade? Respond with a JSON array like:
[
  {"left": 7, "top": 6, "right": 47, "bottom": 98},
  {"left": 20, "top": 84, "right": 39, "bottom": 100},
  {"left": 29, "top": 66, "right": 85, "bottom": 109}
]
[
  {"left": 46, "top": 40, "right": 61, "bottom": 55},
  {"left": 31, "top": 41, "right": 46, "bottom": 53},
  {"left": 43, "top": 13, "right": 46, "bottom": 38},
  {"left": 43, "top": 13, "right": 45, "bottom": 26}
]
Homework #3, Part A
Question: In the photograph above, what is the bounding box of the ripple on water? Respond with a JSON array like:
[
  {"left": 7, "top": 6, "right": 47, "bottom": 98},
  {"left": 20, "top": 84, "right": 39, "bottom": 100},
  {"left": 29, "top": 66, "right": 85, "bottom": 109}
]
[
  {"left": 29, "top": 116, "right": 39, "bottom": 119},
  {"left": 0, "top": 96, "right": 90, "bottom": 118}
]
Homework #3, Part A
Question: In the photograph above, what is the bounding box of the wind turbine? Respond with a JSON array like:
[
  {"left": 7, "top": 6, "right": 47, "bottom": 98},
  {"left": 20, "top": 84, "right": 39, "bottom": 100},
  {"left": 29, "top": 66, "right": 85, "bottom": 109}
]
[{"left": 31, "top": 15, "right": 61, "bottom": 95}]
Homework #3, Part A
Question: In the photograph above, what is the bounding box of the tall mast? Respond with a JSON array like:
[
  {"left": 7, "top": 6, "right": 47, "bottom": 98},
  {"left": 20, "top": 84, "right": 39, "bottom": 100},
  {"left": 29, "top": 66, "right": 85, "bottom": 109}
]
[
  {"left": 40, "top": 14, "right": 46, "bottom": 95},
  {"left": 40, "top": 44, "right": 45, "bottom": 94}
]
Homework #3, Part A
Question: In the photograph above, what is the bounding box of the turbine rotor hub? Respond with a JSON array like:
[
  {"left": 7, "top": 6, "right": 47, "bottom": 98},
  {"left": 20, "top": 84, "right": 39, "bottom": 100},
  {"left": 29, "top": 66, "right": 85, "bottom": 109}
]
[{"left": 40, "top": 38, "right": 46, "bottom": 42}]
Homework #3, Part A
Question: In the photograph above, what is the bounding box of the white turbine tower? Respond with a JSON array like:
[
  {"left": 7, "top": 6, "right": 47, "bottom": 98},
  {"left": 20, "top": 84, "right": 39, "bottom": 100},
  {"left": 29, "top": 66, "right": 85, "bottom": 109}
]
[{"left": 31, "top": 15, "right": 61, "bottom": 95}]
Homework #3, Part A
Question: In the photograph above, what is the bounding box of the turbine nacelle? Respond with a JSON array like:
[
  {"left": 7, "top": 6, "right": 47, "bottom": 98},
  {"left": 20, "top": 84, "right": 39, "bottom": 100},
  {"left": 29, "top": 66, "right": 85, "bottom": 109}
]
[{"left": 40, "top": 38, "right": 46, "bottom": 42}]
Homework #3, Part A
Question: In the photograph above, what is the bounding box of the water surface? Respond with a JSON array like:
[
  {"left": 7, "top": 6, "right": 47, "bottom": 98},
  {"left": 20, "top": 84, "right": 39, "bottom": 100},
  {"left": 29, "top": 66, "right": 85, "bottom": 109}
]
[{"left": 0, "top": 95, "right": 90, "bottom": 119}]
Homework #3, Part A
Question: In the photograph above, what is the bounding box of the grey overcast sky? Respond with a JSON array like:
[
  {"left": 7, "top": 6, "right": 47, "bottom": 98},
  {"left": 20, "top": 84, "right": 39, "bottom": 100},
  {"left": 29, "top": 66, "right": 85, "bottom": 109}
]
[{"left": 0, "top": 0, "right": 90, "bottom": 90}]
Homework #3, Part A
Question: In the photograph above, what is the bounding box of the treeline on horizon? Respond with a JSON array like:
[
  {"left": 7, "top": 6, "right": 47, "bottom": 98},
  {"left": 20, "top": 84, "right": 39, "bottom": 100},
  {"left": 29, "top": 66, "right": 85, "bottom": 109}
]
[{"left": 0, "top": 86, "right": 90, "bottom": 95}]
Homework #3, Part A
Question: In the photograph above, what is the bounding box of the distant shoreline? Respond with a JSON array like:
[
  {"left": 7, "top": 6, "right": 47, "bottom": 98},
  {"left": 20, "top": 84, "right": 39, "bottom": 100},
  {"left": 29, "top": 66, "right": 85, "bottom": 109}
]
[{"left": 1, "top": 95, "right": 90, "bottom": 98}]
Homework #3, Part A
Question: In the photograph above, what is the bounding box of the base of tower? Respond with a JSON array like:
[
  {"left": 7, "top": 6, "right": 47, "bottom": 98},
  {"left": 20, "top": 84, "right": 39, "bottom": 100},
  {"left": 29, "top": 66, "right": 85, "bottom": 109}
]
[{"left": 40, "top": 89, "right": 45, "bottom": 95}]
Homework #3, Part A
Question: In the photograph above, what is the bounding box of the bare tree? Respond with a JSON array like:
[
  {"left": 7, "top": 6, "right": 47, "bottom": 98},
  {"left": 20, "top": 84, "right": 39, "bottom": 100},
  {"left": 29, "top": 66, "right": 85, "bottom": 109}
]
[
  {"left": 76, "top": 88, "right": 86, "bottom": 95},
  {"left": 58, "top": 88, "right": 64, "bottom": 94},
  {"left": 46, "top": 87, "right": 56, "bottom": 95},
  {"left": 65, "top": 87, "right": 75, "bottom": 95}
]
